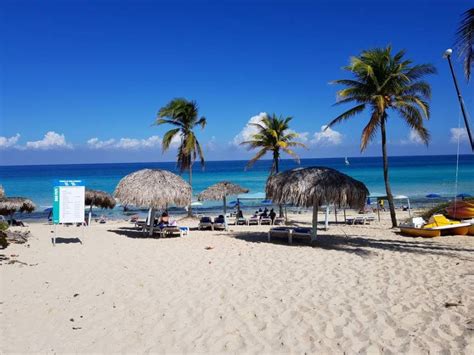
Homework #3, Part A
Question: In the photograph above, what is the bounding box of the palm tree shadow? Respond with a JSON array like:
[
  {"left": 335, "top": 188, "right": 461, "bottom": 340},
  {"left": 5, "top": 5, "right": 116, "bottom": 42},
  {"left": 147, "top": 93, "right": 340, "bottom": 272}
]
[{"left": 231, "top": 231, "right": 474, "bottom": 260}]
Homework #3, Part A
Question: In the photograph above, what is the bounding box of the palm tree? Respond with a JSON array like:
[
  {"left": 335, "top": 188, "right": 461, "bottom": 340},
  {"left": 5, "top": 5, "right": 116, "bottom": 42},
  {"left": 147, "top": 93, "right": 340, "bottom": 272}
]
[
  {"left": 155, "top": 98, "right": 206, "bottom": 216},
  {"left": 241, "top": 113, "right": 306, "bottom": 216},
  {"left": 455, "top": 8, "right": 474, "bottom": 81},
  {"left": 326, "top": 46, "right": 436, "bottom": 227}
]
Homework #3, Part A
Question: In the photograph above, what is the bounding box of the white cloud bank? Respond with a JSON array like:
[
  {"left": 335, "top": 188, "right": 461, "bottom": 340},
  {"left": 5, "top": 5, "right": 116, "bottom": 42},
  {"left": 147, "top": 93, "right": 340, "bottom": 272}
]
[
  {"left": 0, "top": 134, "right": 20, "bottom": 149},
  {"left": 400, "top": 129, "right": 424, "bottom": 145},
  {"left": 450, "top": 127, "right": 468, "bottom": 143},
  {"left": 25, "top": 132, "right": 72, "bottom": 150},
  {"left": 87, "top": 135, "right": 163, "bottom": 150},
  {"left": 232, "top": 112, "right": 267, "bottom": 146},
  {"left": 311, "top": 125, "right": 342, "bottom": 146}
]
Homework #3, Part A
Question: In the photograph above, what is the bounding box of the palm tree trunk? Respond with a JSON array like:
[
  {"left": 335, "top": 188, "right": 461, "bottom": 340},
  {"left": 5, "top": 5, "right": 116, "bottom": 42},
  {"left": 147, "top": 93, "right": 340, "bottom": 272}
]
[
  {"left": 380, "top": 117, "right": 397, "bottom": 227},
  {"left": 273, "top": 151, "right": 284, "bottom": 218},
  {"left": 188, "top": 165, "right": 193, "bottom": 217}
]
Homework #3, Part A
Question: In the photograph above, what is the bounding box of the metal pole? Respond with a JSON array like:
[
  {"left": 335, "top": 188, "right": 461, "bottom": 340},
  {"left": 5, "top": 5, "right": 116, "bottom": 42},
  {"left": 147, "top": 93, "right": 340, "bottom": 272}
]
[{"left": 445, "top": 51, "right": 474, "bottom": 151}]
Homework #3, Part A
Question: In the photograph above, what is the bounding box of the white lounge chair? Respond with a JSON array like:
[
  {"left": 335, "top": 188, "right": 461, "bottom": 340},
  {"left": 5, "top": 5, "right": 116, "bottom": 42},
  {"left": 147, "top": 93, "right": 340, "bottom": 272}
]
[
  {"left": 198, "top": 217, "right": 213, "bottom": 230},
  {"left": 260, "top": 217, "right": 272, "bottom": 225},
  {"left": 248, "top": 216, "right": 260, "bottom": 225},
  {"left": 273, "top": 217, "right": 285, "bottom": 225},
  {"left": 268, "top": 227, "right": 294, "bottom": 244}
]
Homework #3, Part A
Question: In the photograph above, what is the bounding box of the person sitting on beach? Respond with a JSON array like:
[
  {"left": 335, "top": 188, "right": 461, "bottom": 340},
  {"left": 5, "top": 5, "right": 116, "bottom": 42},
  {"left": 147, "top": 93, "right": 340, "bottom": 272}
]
[
  {"left": 237, "top": 210, "right": 243, "bottom": 219},
  {"left": 269, "top": 209, "right": 276, "bottom": 223},
  {"left": 159, "top": 211, "right": 170, "bottom": 227},
  {"left": 261, "top": 210, "right": 268, "bottom": 219}
]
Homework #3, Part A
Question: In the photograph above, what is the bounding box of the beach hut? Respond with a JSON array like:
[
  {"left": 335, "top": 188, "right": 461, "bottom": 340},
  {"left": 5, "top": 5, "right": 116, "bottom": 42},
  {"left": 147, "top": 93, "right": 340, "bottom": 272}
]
[
  {"left": 197, "top": 181, "right": 249, "bottom": 215},
  {"left": 114, "top": 169, "right": 191, "bottom": 236},
  {"left": 0, "top": 197, "right": 36, "bottom": 224},
  {"left": 85, "top": 189, "right": 116, "bottom": 225},
  {"left": 266, "top": 166, "right": 369, "bottom": 241}
]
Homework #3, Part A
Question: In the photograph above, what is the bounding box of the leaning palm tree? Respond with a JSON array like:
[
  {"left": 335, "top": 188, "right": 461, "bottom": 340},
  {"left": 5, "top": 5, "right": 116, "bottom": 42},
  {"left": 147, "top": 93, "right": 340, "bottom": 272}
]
[
  {"left": 155, "top": 98, "right": 206, "bottom": 216},
  {"left": 455, "top": 8, "right": 474, "bottom": 81},
  {"left": 326, "top": 46, "right": 436, "bottom": 227},
  {"left": 241, "top": 113, "right": 306, "bottom": 216}
]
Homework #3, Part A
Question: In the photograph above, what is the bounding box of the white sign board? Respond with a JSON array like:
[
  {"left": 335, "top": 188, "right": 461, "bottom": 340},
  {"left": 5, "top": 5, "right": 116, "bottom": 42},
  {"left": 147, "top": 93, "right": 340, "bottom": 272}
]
[{"left": 53, "top": 180, "right": 85, "bottom": 224}]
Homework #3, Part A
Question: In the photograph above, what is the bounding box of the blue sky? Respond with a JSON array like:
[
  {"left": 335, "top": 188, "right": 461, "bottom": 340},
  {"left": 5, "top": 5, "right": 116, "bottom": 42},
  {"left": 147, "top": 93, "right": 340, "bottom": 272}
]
[{"left": 1, "top": 0, "right": 473, "bottom": 165}]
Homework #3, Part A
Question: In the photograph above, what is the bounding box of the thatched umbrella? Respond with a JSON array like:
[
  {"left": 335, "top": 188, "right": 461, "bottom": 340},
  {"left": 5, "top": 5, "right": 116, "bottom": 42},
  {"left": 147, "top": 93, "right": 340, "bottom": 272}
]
[
  {"left": 0, "top": 197, "right": 36, "bottom": 224},
  {"left": 85, "top": 189, "right": 116, "bottom": 225},
  {"left": 266, "top": 167, "right": 369, "bottom": 241},
  {"left": 197, "top": 181, "right": 249, "bottom": 215},
  {"left": 0, "top": 185, "right": 4, "bottom": 199},
  {"left": 114, "top": 169, "right": 191, "bottom": 235}
]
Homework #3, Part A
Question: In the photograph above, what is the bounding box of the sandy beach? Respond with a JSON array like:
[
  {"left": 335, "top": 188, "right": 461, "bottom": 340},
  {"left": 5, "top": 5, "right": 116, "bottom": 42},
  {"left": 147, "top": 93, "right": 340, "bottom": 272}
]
[{"left": 1, "top": 211, "right": 473, "bottom": 354}]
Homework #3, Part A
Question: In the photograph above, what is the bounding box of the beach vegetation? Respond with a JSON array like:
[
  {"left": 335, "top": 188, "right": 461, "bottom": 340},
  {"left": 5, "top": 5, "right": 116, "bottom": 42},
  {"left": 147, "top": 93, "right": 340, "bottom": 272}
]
[
  {"left": 455, "top": 8, "right": 474, "bottom": 81},
  {"left": 327, "top": 46, "right": 436, "bottom": 227}
]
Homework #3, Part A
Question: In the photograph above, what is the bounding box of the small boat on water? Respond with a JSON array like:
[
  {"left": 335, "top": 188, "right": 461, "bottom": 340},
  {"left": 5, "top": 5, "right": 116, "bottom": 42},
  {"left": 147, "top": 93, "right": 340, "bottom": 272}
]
[
  {"left": 399, "top": 215, "right": 470, "bottom": 238},
  {"left": 344, "top": 157, "right": 350, "bottom": 166}
]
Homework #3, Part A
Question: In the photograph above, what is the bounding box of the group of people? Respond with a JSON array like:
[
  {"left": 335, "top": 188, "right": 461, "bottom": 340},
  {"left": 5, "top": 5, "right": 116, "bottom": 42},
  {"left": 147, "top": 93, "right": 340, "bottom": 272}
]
[{"left": 250, "top": 207, "right": 277, "bottom": 222}]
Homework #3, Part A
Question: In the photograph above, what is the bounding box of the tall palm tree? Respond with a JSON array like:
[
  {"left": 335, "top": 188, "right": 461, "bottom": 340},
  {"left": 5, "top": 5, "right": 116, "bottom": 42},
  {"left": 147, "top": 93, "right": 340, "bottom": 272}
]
[
  {"left": 155, "top": 98, "right": 206, "bottom": 216},
  {"left": 326, "top": 46, "right": 436, "bottom": 227},
  {"left": 241, "top": 113, "right": 306, "bottom": 216},
  {"left": 455, "top": 8, "right": 474, "bottom": 81}
]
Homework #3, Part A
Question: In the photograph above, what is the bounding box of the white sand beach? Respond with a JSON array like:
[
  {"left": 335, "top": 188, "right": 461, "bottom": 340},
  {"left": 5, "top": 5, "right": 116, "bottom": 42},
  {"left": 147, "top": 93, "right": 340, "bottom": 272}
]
[{"left": 1, "top": 211, "right": 473, "bottom": 354}]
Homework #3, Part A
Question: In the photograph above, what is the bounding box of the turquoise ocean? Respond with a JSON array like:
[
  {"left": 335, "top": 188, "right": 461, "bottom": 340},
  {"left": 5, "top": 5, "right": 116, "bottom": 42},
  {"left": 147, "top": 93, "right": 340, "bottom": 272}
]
[{"left": 0, "top": 155, "right": 473, "bottom": 219}]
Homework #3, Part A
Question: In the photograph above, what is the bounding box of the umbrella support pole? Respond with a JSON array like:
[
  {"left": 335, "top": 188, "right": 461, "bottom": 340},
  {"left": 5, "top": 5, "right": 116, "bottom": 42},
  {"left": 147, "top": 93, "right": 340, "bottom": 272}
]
[
  {"left": 311, "top": 203, "right": 318, "bottom": 242},
  {"left": 88, "top": 205, "right": 93, "bottom": 226},
  {"left": 148, "top": 208, "right": 155, "bottom": 237},
  {"left": 324, "top": 205, "right": 329, "bottom": 231}
]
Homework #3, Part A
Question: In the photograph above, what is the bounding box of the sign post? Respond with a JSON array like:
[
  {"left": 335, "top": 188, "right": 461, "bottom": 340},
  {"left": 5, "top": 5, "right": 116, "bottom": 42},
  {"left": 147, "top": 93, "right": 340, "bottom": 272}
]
[{"left": 52, "top": 180, "right": 85, "bottom": 245}]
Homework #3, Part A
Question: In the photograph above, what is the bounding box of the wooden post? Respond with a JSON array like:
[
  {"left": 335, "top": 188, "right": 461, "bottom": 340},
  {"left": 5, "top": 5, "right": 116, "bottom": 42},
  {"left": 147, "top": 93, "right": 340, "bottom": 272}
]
[
  {"left": 334, "top": 205, "right": 338, "bottom": 223},
  {"left": 223, "top": 195, "right": 227, "bottom": 215},
  {"left": 311, "top": 202, "right": 318, "bottom": 242},
  {"left": 149, "top": 208, "right": 156, "bottom": 237},
  {"left": 88, "top": 204, "right": 93, "bottom": 226},
  {"left": 343, "top": 208, "right": 346, "bottom": 223}
]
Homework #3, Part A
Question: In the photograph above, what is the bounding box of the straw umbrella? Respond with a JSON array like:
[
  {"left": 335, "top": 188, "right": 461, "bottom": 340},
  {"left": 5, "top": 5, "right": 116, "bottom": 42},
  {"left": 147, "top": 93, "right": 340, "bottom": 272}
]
[
  {"left": 197, "top": 181, "right": 249, "bottom": 215},
  {"left": 266, "top": 167, "right": 369, "bottom": 241},
  {"left": 0, "top": 197, "right": 36, "bottom": 224},
  {"left": 114, "top": 169, "right": 191, "bottom": 236},
  {"left": 85, "top": 189, "right": 116, "bottom": 225}
]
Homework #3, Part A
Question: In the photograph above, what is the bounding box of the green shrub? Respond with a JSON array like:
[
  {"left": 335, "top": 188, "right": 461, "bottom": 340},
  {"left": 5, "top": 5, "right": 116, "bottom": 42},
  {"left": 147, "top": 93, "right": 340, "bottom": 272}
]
[{"left": 0, "top": 221, "right": 9, "bottom": 231}]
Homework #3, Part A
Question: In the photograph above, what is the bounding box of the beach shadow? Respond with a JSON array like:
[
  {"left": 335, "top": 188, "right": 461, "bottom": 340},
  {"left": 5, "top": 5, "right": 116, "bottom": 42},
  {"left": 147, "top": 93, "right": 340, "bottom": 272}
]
[
  {"left": 107, "top": 228, "right": 182, "bottom": 239},
  {"left": 232, "top": 231, "right": 474, "bottom": 260},
  {"left": 52, "top": 237, "right": 82, "bottom": 245}
]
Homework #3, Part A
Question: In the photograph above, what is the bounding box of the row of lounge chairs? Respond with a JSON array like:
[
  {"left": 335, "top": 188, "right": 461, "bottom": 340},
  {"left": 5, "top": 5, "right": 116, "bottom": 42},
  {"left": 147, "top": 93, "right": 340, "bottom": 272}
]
[{"left": 198, "top": 215, "right": 285, "bottom": 230}]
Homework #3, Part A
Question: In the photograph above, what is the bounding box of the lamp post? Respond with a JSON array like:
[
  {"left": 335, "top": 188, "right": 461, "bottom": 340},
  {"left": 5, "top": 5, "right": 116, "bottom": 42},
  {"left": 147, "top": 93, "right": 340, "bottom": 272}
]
[{"left": 443, "top": 48, "right": 474, "bottom": 151}]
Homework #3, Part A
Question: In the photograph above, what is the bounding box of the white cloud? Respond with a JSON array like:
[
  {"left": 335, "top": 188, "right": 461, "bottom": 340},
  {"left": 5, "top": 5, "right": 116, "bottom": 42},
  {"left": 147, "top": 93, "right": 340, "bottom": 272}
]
[
  {"left": 87, "top": 135, "right": 162, "bottom": 150},
  {"left": 0, "top": 134, "right": 20, "bottom": 149},
  {"left": 232, "top": 112, "right": 267, "bottom": 146},
  {"left": 311, "top": 125, "right": 342, "bottom": 146},
  {"left": 400, "top": 129, "right": 424, "bottom": 145},
  {"left": 25, "top": 131, "right": 72, "bottom": 150},
  {"left": 450, "top": 127, "right": 468, "bottom": 143},
  {"left": 205, "top": 136, "right": 217, "bottom": 151}
]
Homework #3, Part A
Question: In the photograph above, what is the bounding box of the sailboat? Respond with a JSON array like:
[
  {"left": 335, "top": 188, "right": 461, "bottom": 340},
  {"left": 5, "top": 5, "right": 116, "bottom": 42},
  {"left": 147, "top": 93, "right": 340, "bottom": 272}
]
[{"left": 344, "top": 157, "right": 350, "bottom": 166}]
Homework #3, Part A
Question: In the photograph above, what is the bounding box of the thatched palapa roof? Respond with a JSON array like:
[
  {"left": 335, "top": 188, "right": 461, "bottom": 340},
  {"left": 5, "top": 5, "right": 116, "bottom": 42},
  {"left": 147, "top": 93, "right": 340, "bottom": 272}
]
[
  {"left": 266, "top": 167, "right": 369, "bottom": 209},
  {"left": 114, "top": 169, "right": 191, "bottom": 209},
  {"left": 85, "top": 189, "right": 116, "bottom": 209},
  {"left": 198, "top": 181, "right": 249, "bottom": 201},
  {"left": 0, "top": 197, "right": 36, "bottom": 215}
]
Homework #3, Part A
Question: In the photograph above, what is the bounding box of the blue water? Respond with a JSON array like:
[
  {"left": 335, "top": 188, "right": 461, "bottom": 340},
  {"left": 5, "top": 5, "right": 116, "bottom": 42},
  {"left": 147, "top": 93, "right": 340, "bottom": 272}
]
[{"left": 1, "top": 155, "right": 473, "bottom": 218}]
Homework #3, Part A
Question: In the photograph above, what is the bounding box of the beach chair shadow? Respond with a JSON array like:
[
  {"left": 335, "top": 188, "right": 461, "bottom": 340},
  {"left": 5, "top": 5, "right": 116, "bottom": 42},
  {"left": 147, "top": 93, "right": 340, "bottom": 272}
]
[{"left": 52, "top": 237, "right": 82, "bottom": 244}]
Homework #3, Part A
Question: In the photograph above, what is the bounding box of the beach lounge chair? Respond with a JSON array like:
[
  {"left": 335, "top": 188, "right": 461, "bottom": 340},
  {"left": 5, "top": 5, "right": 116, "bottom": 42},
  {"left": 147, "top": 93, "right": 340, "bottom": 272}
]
[
  {"left": 198, "top": 216, "right": 214, "bottom": 230},
  {"left": 226, "top": 216, "right": 236, "bottom": 225},
  {"left": 273, "top": 217, "right": 285, "bottom": 225},
  {"left": 237, "top": 217, "right": 248, "bottom": 225},
  {"left": 260, "top": 217, "right": 272, "bottom": 225},
  {"left": 213, "top": 215, "right": 227, "bottom": 230},
  {"left": 161, "top": 226, "right": 189, "bottom": 237},
  {"left": 268, "top": 227, "right": 294, "bottom": 244},
  {"left": 248, "top": 216, "right": 260, "bottom": 225},
  {"left": 292, "top": 227, "right": 312, "bottom": 242}
]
